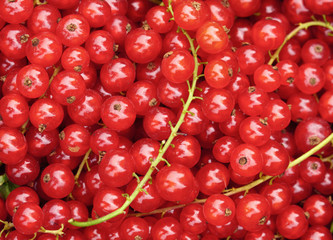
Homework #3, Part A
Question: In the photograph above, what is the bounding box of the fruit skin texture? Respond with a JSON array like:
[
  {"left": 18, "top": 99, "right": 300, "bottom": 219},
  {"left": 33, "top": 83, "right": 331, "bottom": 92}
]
[{"left": 276, "top": 205, "right": 309, "bottom": 239}]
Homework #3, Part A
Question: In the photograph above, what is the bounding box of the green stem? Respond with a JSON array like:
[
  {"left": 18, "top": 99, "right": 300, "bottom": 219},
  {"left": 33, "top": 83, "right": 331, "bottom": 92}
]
[
  {"left": 39, "top": 65, "right": 61, "bottom": 99},
  {"left": 130, "top": 133, "right": 333, "bottom": 217},
  {"left": 69, "top": 0, "right": 200, "bottom": 228},
  {"left": 74, "top": 148, "right": 92, "bottom": 182},
  {"left": 268, "top": 21, "right": 333, "bottom": 65}
]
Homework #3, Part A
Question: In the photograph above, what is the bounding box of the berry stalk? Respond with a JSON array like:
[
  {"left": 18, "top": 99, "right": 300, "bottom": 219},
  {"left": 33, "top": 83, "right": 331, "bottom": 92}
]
[
  {"left": 268, "top": 20, "right": 333, "bottom": 65},
  {"left": 69, "top": 0, "right": 201, "bottom": 227}
]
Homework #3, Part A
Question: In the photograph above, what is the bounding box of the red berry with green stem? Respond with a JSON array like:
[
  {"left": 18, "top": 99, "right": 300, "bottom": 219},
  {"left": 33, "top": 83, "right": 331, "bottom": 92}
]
[
  {"left": 143, "top": 106, "right": 176, "bottom": 141},
  {"left": 201, "top": 88, "right": 235, "bottom": 122},
  {"left": 155, "top": 164, "right": 195, "bottom": 203},
  {"left": 145, "top": 6, "right": 174, "bottom": 34},
  {"left": 173, "top": 0, "right": 210, "bottom": 31},
  {"left": 98, "top": 149, "right": 134, "bottom": 188},
  {"left": 261, "top": 99, "right": 291, "bottom": 131},
  {"left": 162, "top": 49, "right": 195, "bottom": 84},
  {"left": 195, "top": 162, "right": 230, "bottom": 195},
  {"left": 42, "top": 199, "right": 71, "bottom": 230},
  {"left": 89, "top": 128, "right": 119, "bottom": 157},
  {"left": 303, "top": 194, "right": 333, "bottom": 226}
]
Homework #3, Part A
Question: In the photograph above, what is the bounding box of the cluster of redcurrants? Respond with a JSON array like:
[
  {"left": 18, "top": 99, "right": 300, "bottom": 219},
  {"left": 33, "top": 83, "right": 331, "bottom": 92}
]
[{"left": 0, "top": 0, "right": 333, "bottom": 239}]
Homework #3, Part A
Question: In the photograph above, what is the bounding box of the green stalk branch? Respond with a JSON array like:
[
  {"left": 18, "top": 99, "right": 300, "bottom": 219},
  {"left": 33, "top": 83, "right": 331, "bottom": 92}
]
[
  {"left": 69, "top": 0, "right": 200, "bottom": 227},
  {"left": 130, "top": 133, "right": 333, "bottom": 218},
  {"left": 268, "top": 20, "right": 333, "bottom": 65},
  {"left": 74, "top": 148, "right": 92, "bottom": 183}
]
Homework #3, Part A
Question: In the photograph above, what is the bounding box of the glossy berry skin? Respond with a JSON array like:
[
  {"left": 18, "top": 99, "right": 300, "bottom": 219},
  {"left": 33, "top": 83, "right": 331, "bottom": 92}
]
[
  {"left": 261, "top": 99, "right": 291, "bottom": 131},
  {"left": 103, "top": 15, "right": 133, "bottom": 47},
  {"left": 206, "top": 0, "right": 235, "bottom": 29},
  {"left": 236, "top": 45, "right": 265, "bottom": 75},
  {"left": 99, "top": 149, "right": 134, "bottom": 188},
  {"left": 61, "top": 46, "right": 90, "bottom": 73},
  {"left": 85, "top": 30, "right": 115, "bottom": 65},
  {"left": 230, "top": 144, "right": 263, "bottom": 177},
  {"left": 0, "top": 127, "right": 27, "bottom": 165},
  {"left": 40, "top": 163, "right": 75, "bottom": 199},
  {"left": 163, "top": 31, "right": 191, "bottom": 53},
  {"left": 146, "top": 6, "right": 174, "bottom": 34},
  {"left": 179, "top": 102, "right": 208, "bottom": 136},
  {"left": 319, "top": 90, "right": 333, "bottom": 122},
  {"left": 27, "top": 4, "right": 61, "bottom": 35},
  {"left": 299, "top": 157, "right": 326, "bottom": 183},
  {"left": 295, "top": 63, "right": 326, "bottom": 94},
  {"left": 0, "top": 24, "right": 31, "bottom": 60},
  {"left": 93, "top": 187, "right": 127, "bottom": 223},
  {"left": 204, "top": 59, "right": 231, "bottom": 89},
  {"left": 260, "top": 140, "right": 290, "bottom": 176},
  {"left": 244, "top": 227, "right": 275, "bottom": 240},
  {"left": 48, "top": 0, "right": 79, "bottom": 9},
  {"left": 17, "top": 64, "right": 49, "bottom": 98},
  {"left": 229, "top": 0, "right": 260, "bottom": 17},
  {"left": 143, "top": 106, "right": 176, "bottom": 141},
  {"left": 301, "top": 39, "right": 330, "bottom": 66},
  {"left": 155, "top": 164, "right": 195, "bottom": 203},
  {"left": 51, "top": 70, "right": 86, "bottom": 105},
  {"left": 157, "top": 78, "right": 189, "bottom": 109},
  {"left": 6, "top": 186, "right": 39, "bottom": 216},
  {"left": 26, "top": 127, "right": 59, "bottom": 158},
  {"left": 42, "top": 199, "right": 71, "bottom": 230},
  {"left": 238, "top": 87, "right": 270, "bottom": 116},
  {"left": 6, "top": 154, "right": 40, "bottom": 186},
  {"left": 254, "top": 64, "right": 281, "bottom": 92},
  {"left": 151, "top": 217, "right": 182, "bottom": 240},
  {"left": 162, "top": 49, "right": 194, "bottom": 84},
  {"left": 294, "top": 117, "right": 332, "bottom": 154},
  {"left": 56, "top": 14, "right": 90, "bottom": 47},
  {"left": 25, "top": 32, "right": 62, "bottom": 68},
  {"left": 0, "top": 93, "right": 29, "bottom": 128},
  {"left": 195, "top": 162, "right": 230, "bottom": 196},
  {"left": 180, "top": 204, "right": 207, "bottom": 235},
  {"left": 129, "top": 138, "right": 161, "bottom": 176},
  {"left": 239, "top": 116, "right": 271, "bottom": 147},
  {"left": 125, "top": 28, "right": 162, "bottom": 64},
  {"left": 260, "top": 183, "right": 292, "bottom": 215},
  {"left": 165, "top": 135, "right": 201, "bottom": 168},
  {"left": 174, "top": 0, "right": 210, "bottom": 31},
  {"left": 79, "top": 0, "right": 111, "bottom": 28},
  {"left": 89, "top": 128, "right": 119, "bottom": 156},
  {"left": 0, "top": 0, "right": 33, "bottom": 24},
  {"left": 203, "top": 194, "right": 235, "bottom": 226},
  {"left": 100, "top": 58, "right": 135, "bottom": 93},
  {"left": 59, "top": 124, "right": 90, "bottom": 157},
  {"left": 276, "top": 205, "right": 309, "bottom": 239},
  {"left": 29, "top": 98, "right": 64, "bottom": 132},
  {"left": 303, "top": 194, "right": 333, "bottom": 226},
  {"left": 13, "top": 202, "right": 43, "bottom": 235},
  {"left": 67, "top": 89, "right": 102, "bottom": 126},
  {"left": 120, "top": 217, "right": 149, "bottom": 240},
  {"left": 126, "top": 177, "right": 164, "bottom": 213},
  {"left": 236, "top": 194, "right": 271, "bottom": 232},
  {"left": 301, "top": 225, "right": 333, "bottom": 240},
  {"left": 201, "top": 89, "right": 235, "bottom": 122},
  {"left": 252, "top": 19, "right": 286, "bottom": 51},
  {"left": 196, "top": 21, "right": 228, "bottom": 54},
  {"left": 126, "top": 80, "right": 160, "bottom": 116},
  {"left": 213, "top": 136, "right": 240, "bottom": 163},
  {"left": 101, "top": 96, "right": 136, "bottom": 132}
]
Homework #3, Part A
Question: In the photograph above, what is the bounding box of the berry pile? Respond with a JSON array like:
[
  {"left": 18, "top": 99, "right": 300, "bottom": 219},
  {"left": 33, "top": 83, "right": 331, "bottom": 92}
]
[{"left": 0, "top": 0, "right": 332, "bottom": 239}]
